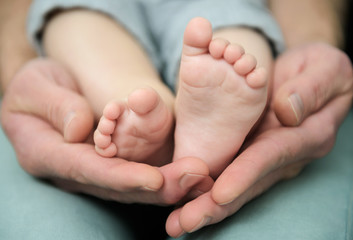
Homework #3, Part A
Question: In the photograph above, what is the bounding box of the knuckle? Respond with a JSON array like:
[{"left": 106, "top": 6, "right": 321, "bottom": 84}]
[
  {"left": 265, "top": 135, "right": 296, "bottom": 167},
  {"left": 317, "top": 45, "right": 353, "bottom": 94},
  {"left": 16, "top": 153, "right": 42, "bottom": 177},
  {"left": 66, "top": 166, "right": 84, "bottom": 184},
  {"left": 313, "top": 127, "right": 337, "bottom": 158},
  {"left": 310, "top": 81, "right": 323, "bottom": 111},
  {"left": 163, "top": 193, "right": 182, "bottom": 205},
  {"left": 66, "top": 159, "right": 88, "bottom": 185},
  {"left": 339, "top": 55, "right": 353, "bottom": 93},
  {"left": 282, "top": 165, "right": 303, "bottom": 180},
  {"left": 104, "top": 191, "right": 124, "bottom": 202}
]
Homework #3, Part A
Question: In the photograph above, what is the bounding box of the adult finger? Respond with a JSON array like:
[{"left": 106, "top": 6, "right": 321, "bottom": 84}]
[
  {"left": 157, "top": 157, "right": 214, "bottom": 205},
  {"left": 273, "top": 43, "right": 353, "bottom": 126},
  {"left": 52, "top": 157, "right": 213, "bottom": 205},
  {"left": 2, "top": 107, "right": 212, "bottom": 204},
  {"left": 165, "top": 91, "right": 352, "bottom": 236},
  {"left": 1, "top": 108, "right": 164, "bottom": 193},
  {"left": 166, "top": 192, "right": 228, "bottom": 237},
  {"left": 211, "top": 96, "right": 342, "bottom": 206},
  {"left": 4, "top": 59, "right": 94, "bottom": 142},
  {"left": 166, "top": 159, "right": 309, "bottom": 238}
]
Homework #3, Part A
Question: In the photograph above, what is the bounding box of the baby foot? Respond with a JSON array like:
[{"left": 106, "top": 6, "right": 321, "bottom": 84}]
[
  {"left": 94, "top": 87, "right": 174, "bottom": 166},
  {"left": 173, "top": 17, "right": 269, "bottom": 178}
]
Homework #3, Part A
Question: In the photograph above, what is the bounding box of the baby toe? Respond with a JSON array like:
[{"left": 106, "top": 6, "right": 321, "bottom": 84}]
[
  {"left": 224, "top": 44, "right": 245, "bottom": 64},
  {"left": 234, "top": 54, "right": 257, "bottom": 75},
  {"left": 209, "top": 38, "right": 230, "bottom": 59}
]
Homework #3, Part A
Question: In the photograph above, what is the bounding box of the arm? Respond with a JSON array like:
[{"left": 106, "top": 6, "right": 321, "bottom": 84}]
[
  {"left": 0, "top": 0, "right": 36, "bottom": 91},
  {"left": 268, "top": 0, "right": 347, "bottom": 48}
]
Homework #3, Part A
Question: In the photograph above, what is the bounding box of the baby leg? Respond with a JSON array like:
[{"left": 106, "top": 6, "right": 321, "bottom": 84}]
[{"left": 43, "top": 9, "right": 175, "bottom": 165}]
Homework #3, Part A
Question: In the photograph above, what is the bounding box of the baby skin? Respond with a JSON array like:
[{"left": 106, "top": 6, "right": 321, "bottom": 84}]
[
  {"left": 94, "top": 17, "right": 269, "bottom": 178},
  {"left": 173, "top": 17, "right": 269, "bottom": 178},
  {"left": 94, "top": 87, "right": 174, "bottom": 166}
]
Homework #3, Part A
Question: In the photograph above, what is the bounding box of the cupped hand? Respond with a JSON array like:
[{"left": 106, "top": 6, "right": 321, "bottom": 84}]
[
  {"left": 1, "top": 59, "right": 213, "bottom": 205},
  {"left": 166, "top": 43, "right": 353, "bottom": 237}
]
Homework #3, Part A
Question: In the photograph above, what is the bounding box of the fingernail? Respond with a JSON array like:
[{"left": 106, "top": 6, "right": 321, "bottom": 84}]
[
  {"left": 189, "top": 216, "right": 212, "bottom": 233},
  {"left": 174, "top": 230, "right": 186, "bottom": 238},
  {"left": 218, "top": 198, "right": 236, "bottom": 206},
  {"left": 64, "top": 111, "right": 76, "bottom": 135},
  {"left": 288, "top": 93, "right": 304, "bottom": 124},
  {"left": 179, "top": 174, "right": 205, "bottom": 190},
  {"left": 141, "top": 186, "right": 159, "bottom": 192}
]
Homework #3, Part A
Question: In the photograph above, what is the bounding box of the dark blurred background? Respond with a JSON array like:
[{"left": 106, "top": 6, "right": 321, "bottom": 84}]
[{"left": 345, "top": 1, "right": 352, "bottom": 59}]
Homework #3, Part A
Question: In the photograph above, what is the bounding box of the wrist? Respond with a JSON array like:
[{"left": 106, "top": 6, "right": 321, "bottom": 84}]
[
  {"left": 0, "top": 0, "right": 36, "bottom": 92},
  {"left": 284, "top": 11, "right": 344, "bottom": 49},
  {"left": 270, "top": 0, "right": 347, "bottom": 49},
  {"left": 285, "top": 27, "right": 344, "bottom": 49},
  {"left": 0, "top": 30, "right": 36, "bottom": 92}
]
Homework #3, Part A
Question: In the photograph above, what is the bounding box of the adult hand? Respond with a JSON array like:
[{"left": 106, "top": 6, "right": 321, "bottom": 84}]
[
  {"left": 1, "top": 59, "right": 213, "bottom": 205},
  {"left": 166, "top": 43, "right": 353, "bottom": 237}
]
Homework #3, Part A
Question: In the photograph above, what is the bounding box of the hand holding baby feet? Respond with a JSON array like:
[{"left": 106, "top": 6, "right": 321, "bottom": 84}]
[
  {"left": 94, "top": 87, "right": 174, "bottom": 166},
  {"left": 174, "top": 17, "right": 269, "bottom": 178}
]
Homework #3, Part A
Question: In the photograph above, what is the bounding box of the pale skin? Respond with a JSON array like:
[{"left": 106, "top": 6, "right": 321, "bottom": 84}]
[
  {"left": 1, "top": 0, "right": 353, "bottom": 238},
  {"left": 1, "top": 0, "right": 213, "bottom": 206},
  {"left": 95, "top": 17, "right": 271, "bottom": 178},
  {"left": 166, "top": 0, "right": 353, "bottom": 237},
  {"left": 172, "top": 17, "right": 271, "bottom": 178},
  {"left": 44, "top": 10, "right": 273, "bottom": 178}
]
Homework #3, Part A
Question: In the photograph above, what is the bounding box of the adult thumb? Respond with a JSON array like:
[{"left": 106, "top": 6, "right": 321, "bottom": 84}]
[
  {"left": 273, "top": 52, "right": 353, "bottom": 126},
  {"left": 3, "top": 60, "right": 94, "bottom": 142}
]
